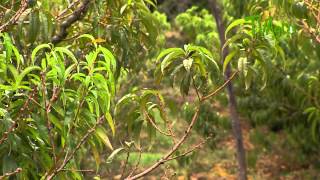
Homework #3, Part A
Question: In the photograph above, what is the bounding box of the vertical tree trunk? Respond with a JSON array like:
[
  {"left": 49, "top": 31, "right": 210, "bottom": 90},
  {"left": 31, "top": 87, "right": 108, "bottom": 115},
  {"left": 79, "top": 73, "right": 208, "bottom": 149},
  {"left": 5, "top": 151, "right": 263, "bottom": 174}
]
[{"left": 209, "top": 1, "right": 248, "bottom": 180}]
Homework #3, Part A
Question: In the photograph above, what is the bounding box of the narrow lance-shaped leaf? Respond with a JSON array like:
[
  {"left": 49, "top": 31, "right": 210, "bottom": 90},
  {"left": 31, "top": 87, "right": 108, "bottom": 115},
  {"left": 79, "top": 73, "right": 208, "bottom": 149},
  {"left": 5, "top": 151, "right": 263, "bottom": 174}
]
[
  {"left": 106, "top": 148, "right": 125, "bottom": 163},
  {"left": 105, "top": 112, "right": 115, "bottom": 136},
  {"left": 223, "top": 50, "right": 238, "bottom": 73}
]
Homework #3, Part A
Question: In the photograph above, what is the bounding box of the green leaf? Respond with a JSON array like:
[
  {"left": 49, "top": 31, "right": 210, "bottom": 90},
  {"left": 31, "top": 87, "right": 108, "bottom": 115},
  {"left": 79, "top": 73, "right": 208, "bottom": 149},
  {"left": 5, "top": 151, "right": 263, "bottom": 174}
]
[
  {"left": 105, "top": 112, "right": 115, "bottom": 136},
  {"left": 223, "top": 50, "right": 238, "bottom": 73},
  {"left": 144, "top": 0, "right": 157, "bottom": 8},
  {"left": 115, "top": 93, "right": 138, "bottom": 114},
  {"left": 223, "top": 33, "right": 248, "bottom": 50},
  {"left": 7, "top": 65, "right": 19, "bottom": 83},
  {"left": 120, "top": 4, "right": 128, "bottom": 15},
  {"left": 96, "top": 128, "right": 113, "bottom": 150},
  {"left": 157, "top": 48, "right": 184, "bottom": 61},
  {"left": 225, "top": 18, "right": 249, "bottom": 38},
  {"left": 106, "top": 148, "right": 125, "bottom": 163},
  {"left": 180, "top": 72, "right": 191, "bottom": 95},
  {"left": 245, "top": 67, "right": 254, "bottom": 90},
  {"left": 28, "top": 10, "right": 40, "bottom": 43},
  {"left": 32, "top": 44, "right": 52, "bottom": 64},
  {"left": 97, "top": 46, "right": 117, "bottom": 72},
  {"left": 16, "top": 66, "right": 41, "bottom": 86},
  {"left": 78, "top": 34, "right": 97, "bottom": 48},
  {"left": 160, "top": 51, "right": 184, "bottom": 73},
  {"left": 54, "top": 47, "right": 78, "bottom": 64}
]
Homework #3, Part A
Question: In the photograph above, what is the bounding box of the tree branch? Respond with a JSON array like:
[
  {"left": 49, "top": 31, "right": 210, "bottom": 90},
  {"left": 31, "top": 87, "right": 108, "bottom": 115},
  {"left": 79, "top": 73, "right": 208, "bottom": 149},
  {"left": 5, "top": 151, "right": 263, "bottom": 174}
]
[
  {"left": 45, "top": 116, "right": 103, "bottom": 180},
  {"left": 55, "top": 0, "right": 82, "bottom": 20},
  {"left": 125, "top": 70, "right": 238, "bottom": 180},
  {"left": 0, "top": 168, "right": 22, "bottom": 179},
  {"left": 0, "top": 0, "right": 28, "bottom": 32},
  {"left": 201, "top": 70, "right": 239, "bottom": 101},
  {"left": 124, "top": 107, "right": 201, "bottom": 180},
  {"left": 144, "top": 110, "right": 172, "bottom": 137},
  {"left": 51, "top": 0, "right": 91, "bottom": 44},
  {"left": 164, "top": 136, "right": 210, "bottom": 162}
]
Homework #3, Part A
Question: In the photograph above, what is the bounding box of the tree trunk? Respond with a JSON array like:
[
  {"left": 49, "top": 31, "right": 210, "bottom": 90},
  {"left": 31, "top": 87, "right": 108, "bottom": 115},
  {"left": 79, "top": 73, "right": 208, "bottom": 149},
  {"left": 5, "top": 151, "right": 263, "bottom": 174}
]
[{"left": 209, "top": 1, "right": 248, "bottom": 180}]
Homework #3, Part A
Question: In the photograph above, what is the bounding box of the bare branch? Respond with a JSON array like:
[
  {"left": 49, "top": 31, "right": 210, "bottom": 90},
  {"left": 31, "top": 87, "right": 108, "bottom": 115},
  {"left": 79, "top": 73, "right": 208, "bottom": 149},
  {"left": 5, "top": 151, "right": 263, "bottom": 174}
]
[
  {"left": 61, "top": 169, "right": 94, "bottom": 173},
  {"left": 144, "top": 111, "right": 172, "bottom": 136},
  {"left": 128, "top": 147, "right": 142, "bottom": 177},
  {"left": 120, "top": 151, "right": 130, "bottom": 179},
  {"left": 156, "top": 94, "right": 177, "bottom": 143},
  {"left": 125, "top": 71, "right": 238, "bottom": 180},
  {"left": 125, "top": 108, "right": 201, "bottom": 180},
  {"left": 51, "top": 0, "right": 91, "bottom": 44},
  {"left": 55, "top": 0, "right": 81, "bottom": 20},
  {"left": 0, "top": 168, "right": 22, "bottom": 179},
  {"left": 0, "top": 0, "right": 28, "bottom": 32},
  {"left": 164, "top": 136, "right": 211, "bottom": 162}
]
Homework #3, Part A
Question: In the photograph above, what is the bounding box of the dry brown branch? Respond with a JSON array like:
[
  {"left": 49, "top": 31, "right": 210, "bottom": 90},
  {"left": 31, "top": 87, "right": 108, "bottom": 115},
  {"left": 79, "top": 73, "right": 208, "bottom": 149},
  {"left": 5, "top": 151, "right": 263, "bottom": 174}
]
[
  {"left": 120, "top": 151, "right": 130, "bottom": 179},
  {"left": 125, "top": 108, "right": 201, "bottom": 180},
  {"left": 55, "top": 0, "right": 81, "bottom": 20},
  {"left": 51, "top": 0, "right": 91, "bottom": 44},
  {"left": 128, "top": 147, "right": 142, "bottom": 177},
  {"left": 164, "top": 136, "right": 211, "bottom": 162},
  {"left": 0, "top": 0, "right": 28, "bottom": 32},
  {"left": 156, "top": 94, "right": 177, "bottom": 143},
  {"left": 0, "top": 167, "right": 22, "bottom": 179},
  {"left": 201, "top": 70, "right": 239, "bottom": 101},
  {"left": 144, "top": 111, "right": 172, "bottom": 136},
  {"left": 124, "top": 71, "right": 238, "bottom": 180},
  {"left": 61, "top": 169, "right": 94, "bottom": 173},
  {"left": 300, "top": 0, "right": 320, "bottom": 43}
]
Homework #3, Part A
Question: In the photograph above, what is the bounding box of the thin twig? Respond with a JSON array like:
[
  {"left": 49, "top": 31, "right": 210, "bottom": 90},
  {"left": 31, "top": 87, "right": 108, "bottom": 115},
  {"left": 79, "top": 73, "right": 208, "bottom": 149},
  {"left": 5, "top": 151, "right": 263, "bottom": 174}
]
[
  {"left": 128, "top": 147, "right": 142, "bottom": 177},
  {"left": 192, "top": 77, "right": 201, "bottom": 102},
  {"left": 55, "top": 0, "right": 81, "bottom": 20},
  {"left": 144, "top": 111, "right": 172, "bottom": 136},
  {"left": 0, "top": 168, "right": 22, "bottom": 179},
  {"left": 300, "top": 0, "right": 320, "bottom": 43},
  {"left": 164, "top": 136, "right": 211, "bottom": 162},
  {"left": 61, "top": 169, "right": 94, "bottom": 173},
  {"left": 0, "top": 0, "right": 28, "bottom": 32},
  {"left": 120, "top": 151, "right": 130, "bottom": 179},
  {"left": 201, "top": 70, "right": 239, "bottom": 101},
  {"left": 51, "top": 0, "right": 91, "bottom": 44},
  {"left": 41, "top": 72, "right": 57, "bottom": 163},
  {"left": 125, "top": 108, "right": 201, "bottom": 180},
  {"left": 45, "top": 116, "right": 104, "bottom": 180},
  {"left": 156, "top": 94, "right": 176, "bottom": 143},
  {"left": 125, "top": 72, "right": 238, "bottom": 180}
]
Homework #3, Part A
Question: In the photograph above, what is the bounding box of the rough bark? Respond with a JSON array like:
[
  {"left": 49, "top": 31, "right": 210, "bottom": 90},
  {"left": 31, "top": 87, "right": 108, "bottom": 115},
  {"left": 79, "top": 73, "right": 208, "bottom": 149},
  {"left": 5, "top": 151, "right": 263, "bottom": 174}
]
[
  {"left": 209, "top": 0, "right": 248, "bottom": 180},
  {"left": 51, "top": 0, "right": 91, "bottom": 44}
]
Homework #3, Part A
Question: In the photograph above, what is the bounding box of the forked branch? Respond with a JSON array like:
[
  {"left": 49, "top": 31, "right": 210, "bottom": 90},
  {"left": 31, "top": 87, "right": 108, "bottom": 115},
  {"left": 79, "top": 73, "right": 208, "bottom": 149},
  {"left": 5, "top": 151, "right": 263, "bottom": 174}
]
[
  {"left": 0, "top": 0, "right": 28, "bottom": 32},
  {"left": 125, "top": 71, "right": 238, "bottom": 180}
]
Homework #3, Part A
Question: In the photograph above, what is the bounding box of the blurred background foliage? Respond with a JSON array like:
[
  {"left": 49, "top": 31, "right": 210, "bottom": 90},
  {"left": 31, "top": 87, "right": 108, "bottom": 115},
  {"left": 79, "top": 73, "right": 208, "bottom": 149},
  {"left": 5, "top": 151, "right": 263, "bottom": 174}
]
[{"left": 0, "top": 0, "right": 320, "bottom": 179}]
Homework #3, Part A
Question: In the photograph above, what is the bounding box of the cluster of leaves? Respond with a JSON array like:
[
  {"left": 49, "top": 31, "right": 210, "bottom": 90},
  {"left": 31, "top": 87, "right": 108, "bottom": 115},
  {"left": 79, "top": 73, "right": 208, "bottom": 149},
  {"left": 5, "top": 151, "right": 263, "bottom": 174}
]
[
  {"left": 115, "top": 89, "right": 166, "bottom": 145},
  {"left": 0, "top": 33, "right": 116, "bottom": 178},
  {"left": 155, "top": 44, "right": 219, "bottom": 96},
  {"left": 115, "top": 43, "right": 221, "bottom": 143},
  {"left": 1, "top": 0, "right": 166, "bottom": 73}
]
